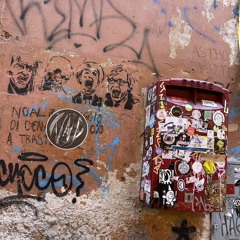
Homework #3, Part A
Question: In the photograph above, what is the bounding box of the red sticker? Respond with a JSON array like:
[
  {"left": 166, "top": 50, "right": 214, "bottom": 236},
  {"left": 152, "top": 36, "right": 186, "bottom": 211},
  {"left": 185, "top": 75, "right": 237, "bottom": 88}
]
[{"left": 187, "top": 127, "right": 196, "bottom": 135}]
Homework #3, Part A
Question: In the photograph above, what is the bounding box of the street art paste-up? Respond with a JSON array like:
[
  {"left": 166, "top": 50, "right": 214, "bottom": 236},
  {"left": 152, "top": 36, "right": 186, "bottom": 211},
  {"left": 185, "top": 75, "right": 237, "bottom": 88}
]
[
  {"left": 72, "top": 61, "right": 104, "bottom": 107},
  {"left": 233, "top": 198, "right": 240, "bottom": 217},
  {"left": 41, "top": 56, "right": 73, "bottom": 92},
  {"left": 7, "top": 56, "right": 38, "bottom": 95},
  {"left": 46, "top": 109, "right": 88, "bottom": 150},
  {"left": 105, "top": 65, "right": 136, "bottom": 110},
  {"left": 140, "top": 78, "right": 229, "bottom": 212}
]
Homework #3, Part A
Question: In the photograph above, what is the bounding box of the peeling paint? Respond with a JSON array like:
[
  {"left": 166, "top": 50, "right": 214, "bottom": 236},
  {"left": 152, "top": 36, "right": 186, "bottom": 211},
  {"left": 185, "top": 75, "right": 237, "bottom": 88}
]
[
  {"left": 169, "top": 7, "right": 193, "bottom": 59},
  {"left": 202, "top": 0, "right": 238, "bottom": 22},
  {"left": 40, "top": 49, "right": 79, "bottom": 59},
  {"left": 220, "top": 19, "right": 239, "bottom": 66},
  {"left": 228, "top": 123, "right": 239, "bottom": 132},
  {"left": 0, "top": 164, "right": 144, "bottom": 239},
  {"left": 222, "top": 0, "right": 238, "bottom": 8},
  {"left": 203, "top": 0, "right": 215, "bottom": 22},
  {"left": 201, "top": 213, "right": 211, "bottom": 239}
]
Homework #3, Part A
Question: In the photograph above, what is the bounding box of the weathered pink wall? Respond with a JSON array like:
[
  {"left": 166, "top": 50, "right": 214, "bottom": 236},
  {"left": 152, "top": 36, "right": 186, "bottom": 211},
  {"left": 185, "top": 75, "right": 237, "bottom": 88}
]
[{"left": 0, "top": 0, "right": 239, "bottom": 239}]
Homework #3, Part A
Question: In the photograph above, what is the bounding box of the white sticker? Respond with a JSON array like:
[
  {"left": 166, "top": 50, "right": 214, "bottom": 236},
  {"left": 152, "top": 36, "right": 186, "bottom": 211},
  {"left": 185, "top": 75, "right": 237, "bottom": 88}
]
[
  {"left": 145, "top": 192, "right": 151, "bottom": 204},
  {"left": 148, "top": 146, "right": 152, "bottom": 158},
  {"left": 202, "top": 100, "right": 217, "bottom": 107},
  {"left": 207, "top": 130, "right": 214, "bottom": 138},
  {"left": 213, "top": 111, "right": 225, "bottom": 126},
  {"left": 142, "top": 161, "right": 150, "bottom": 177},
  {"left": 165, "top": 116, "right": 190, "bottom": 127},
  {"left": 158, "top": 122, "right": 168, "bottom": 132},
  {"left": 154, "top": 191, "right": 159, "bottom": 198},
  {"left": 177, "top": 179, "right": 185, "bottom": 191},
  {"left": 147, "top": 88, "right": 152, "bottom": 102},
  {"left": 162, "top": 150, "right": 173, "bottom": 159},
  {"left": 192, "top": 110, "right": 201, "bottom": 119},
  {"left": 217, "top": 129, "right": 226, "bottom": 140},
  {"left": 150, "top": 136, "right": 153, "bottom": 145},
  {"left": 192, "top": 161, "right": 203, "bottom": 174},
  {"left": 178, "top": 162, "right": 190, "bottom": 175},
  {"left": 144, "top": 180, "right": 151, "bottom": 192},
  {"left": 186, "top": 176, "right": 196, "bottom": 184},
  {"left": 156, "top": 109, "right": 167, "bottom": 120},
  {"left": 224, "top": 100, "right": 229, "bottom": 113},
  {"left": 145, "top": 105, "right": 151, "bottom": 127},
  {"left": 195, "top": 178, "right": 205, "bottom": 191}
]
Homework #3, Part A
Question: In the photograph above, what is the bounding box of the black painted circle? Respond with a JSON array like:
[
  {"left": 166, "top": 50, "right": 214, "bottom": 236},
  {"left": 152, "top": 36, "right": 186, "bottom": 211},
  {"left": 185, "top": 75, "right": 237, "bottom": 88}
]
[{"left": 46, "top": 109, "right": 88, "bottom": 150}]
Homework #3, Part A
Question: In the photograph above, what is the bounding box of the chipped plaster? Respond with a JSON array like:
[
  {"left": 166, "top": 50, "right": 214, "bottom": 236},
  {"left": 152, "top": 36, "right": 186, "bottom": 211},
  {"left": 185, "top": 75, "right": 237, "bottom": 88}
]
[
  {"left": 220, "top": 19, "right": 239, "bottom": 66},
  {"left": 169, "top": 7, "right": 193, "bottom": 59}
]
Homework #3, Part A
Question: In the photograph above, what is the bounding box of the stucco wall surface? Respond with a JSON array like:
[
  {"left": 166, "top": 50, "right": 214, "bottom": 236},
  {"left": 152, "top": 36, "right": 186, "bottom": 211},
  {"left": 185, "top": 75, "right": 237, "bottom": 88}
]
[{"left": 0, "top": 0, "right": 239, "bottom": 239}]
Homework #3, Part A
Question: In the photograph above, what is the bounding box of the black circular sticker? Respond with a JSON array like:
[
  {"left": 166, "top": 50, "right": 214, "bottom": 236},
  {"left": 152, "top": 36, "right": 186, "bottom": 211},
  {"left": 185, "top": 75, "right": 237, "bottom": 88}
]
[
  {"left": 171, "top": 106, "right": 182, "bottom": 117},
  {"left": 46, "top": 109, "right": 88, "bottom": 150},
  {"left": 163, "top": 133, "right": 175, "bottom": 145}
]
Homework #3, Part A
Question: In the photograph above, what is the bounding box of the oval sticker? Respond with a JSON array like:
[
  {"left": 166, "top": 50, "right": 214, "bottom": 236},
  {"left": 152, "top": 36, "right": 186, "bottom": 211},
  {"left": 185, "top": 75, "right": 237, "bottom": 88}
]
[
  {"left": 213, "top": 111, "right": 225, "bottom": 126},
  {"left": 177, "top": 179, "right": 185, "bottom": 191}
]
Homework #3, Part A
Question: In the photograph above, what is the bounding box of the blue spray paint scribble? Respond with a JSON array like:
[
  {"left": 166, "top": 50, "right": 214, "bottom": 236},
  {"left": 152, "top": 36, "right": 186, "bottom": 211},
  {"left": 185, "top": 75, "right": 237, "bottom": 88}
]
[
  {"left": 161, "top": 8, "right": 167, "bottom": 14},
  {"left": 183, "top": 7, "right": 216, "bottom": 43},
  {"left": 232, "top": 3, "right": 239, "bottom": 17},
  {"left": 229, "top": 99, "right": 240, "bottom": 123},
  {"left": 12, "top": 146, "right": 21, "bottom": 154},
  {"left": 153, "top": 0, "right": 159, "bottom": 5},
  {"left": 38, "top": 172, "right": 82, "bottom": 190},
  {"left": 42, "top": 86, "right": 120, "bottom": 193},
  {"left": 228, "top": 146, "right": 240, "bottom": 159},
  {"left": 24, "top": 104, "right": 39, "bottom": 116},
  {"left": 47, "top": 93, "right": 120, "bottom": 191},
  {"left": 213, "top": 0, "right": 218, "bottom": 9},
  {"left": 168, "top": 21, "right": 173, "bottom": 27},
  {"left": 28, "top": 100, "right": 49, "bottom": 117},
  {"left": 80, "top": 134, "right": 120, "bottom": 190},
  {"left": 41, "top": 100, "right": 49, "bottom": 113},
  {"left": 214, "top": 25, "right": 220, "bottom": 32}
]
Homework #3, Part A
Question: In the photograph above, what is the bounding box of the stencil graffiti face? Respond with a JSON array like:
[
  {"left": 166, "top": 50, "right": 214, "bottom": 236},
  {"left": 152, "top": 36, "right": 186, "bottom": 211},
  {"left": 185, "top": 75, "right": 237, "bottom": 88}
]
[
  {"left": 10, "top": 62, "right": 32, "bottom": 88},
  {"left": 107, "top": 68, "right": 130, "bottom": 103},
  {"left": 42, "top": 56, "right": 73, "bottom": 92},
  {"left": 8, "top": 60, "right": 34, "bottom": 95},
  {"left": 76, "top": 63, "right": 103, "bottom": 98}
]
